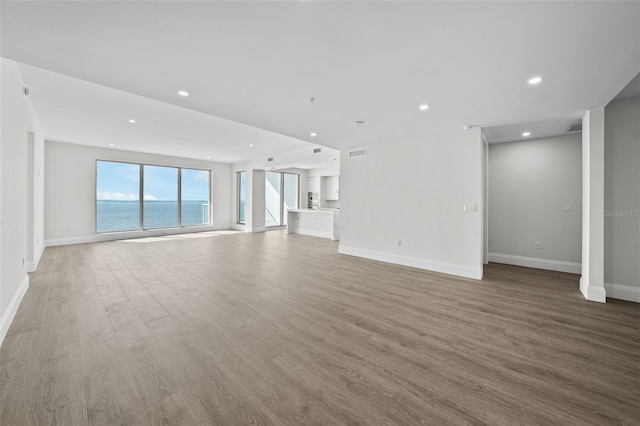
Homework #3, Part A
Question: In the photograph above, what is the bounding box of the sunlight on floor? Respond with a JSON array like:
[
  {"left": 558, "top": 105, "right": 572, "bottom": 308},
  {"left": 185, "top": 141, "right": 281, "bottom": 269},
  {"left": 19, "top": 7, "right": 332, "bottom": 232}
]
[{"left": 116, "top": 230, "right": 242, "bottom": 243}]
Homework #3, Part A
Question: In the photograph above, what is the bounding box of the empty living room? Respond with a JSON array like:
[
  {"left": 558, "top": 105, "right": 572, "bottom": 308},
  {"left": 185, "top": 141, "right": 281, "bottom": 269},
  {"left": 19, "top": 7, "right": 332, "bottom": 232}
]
[{"left": 1, "top": 1, "right": 639, "bottom": 425}]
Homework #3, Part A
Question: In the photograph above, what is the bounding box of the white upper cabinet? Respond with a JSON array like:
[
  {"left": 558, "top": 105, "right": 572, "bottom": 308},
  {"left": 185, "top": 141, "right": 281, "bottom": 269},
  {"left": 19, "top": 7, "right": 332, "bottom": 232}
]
[{"left": 307, "top": 176, "right": 321, "bottom": 193}]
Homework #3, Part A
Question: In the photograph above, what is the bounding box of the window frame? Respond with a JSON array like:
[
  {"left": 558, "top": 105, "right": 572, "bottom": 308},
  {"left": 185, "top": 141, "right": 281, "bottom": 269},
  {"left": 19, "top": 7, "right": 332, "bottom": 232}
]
[
  {"left": 95, "top": 159, "right": 212, "bottom": 234},
  {"left": 265, "top": 171, "right": 300, "bottom": 228},
  {"left": 237, "top": 171, "right": 246, "bottom": 224}
]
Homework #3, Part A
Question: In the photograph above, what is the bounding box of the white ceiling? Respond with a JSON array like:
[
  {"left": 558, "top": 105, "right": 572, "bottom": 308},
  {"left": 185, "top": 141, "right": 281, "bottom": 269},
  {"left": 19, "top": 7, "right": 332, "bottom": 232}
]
[
  {"left": 483, "top": 119, "right": 581, "bottom": 145},
  {"left": 17, "top": 64, "right": 311, "bottom": 163},
  {"left": 613, "top": 72, "right": 640, "bottom": 101},
  {"left": 2, "top": 1, "right": 639, "bottom": 160}
]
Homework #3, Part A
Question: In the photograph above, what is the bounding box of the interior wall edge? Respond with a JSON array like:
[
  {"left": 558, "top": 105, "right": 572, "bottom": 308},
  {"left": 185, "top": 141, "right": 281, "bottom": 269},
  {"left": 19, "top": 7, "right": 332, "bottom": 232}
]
[{"left": 0, "top": 274, "right": 29, "bottom": 347}]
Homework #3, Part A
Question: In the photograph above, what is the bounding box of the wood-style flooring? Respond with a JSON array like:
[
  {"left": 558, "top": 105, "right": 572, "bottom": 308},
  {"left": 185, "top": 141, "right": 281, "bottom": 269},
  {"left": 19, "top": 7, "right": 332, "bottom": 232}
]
[{"left": 1, "top": 230, "right": 639, "bottom": 425}]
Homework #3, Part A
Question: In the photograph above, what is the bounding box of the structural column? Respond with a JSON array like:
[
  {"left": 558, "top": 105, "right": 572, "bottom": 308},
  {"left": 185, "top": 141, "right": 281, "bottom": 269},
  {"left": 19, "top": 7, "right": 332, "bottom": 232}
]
[
  {"left": 251, "top": 169, "right": 266, "bottom": 232},
  {"left": 580, "top": 107, "right": 606, "bottom": 302}
]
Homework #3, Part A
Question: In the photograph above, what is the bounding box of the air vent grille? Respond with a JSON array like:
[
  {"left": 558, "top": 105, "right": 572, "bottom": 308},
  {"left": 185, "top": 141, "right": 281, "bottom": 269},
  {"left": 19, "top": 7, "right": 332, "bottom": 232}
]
[
  {"left": 568, "top": 123, "right": 582, "bottom": 132},
  {"left": 267, "top": 157, "right": 274, "bottom": 162},
  {"left": 313, "top": 148, "right": 322, "bottom": 154},
  {"left": 349, "top": 149, "right": 368, "bottom": 158}
]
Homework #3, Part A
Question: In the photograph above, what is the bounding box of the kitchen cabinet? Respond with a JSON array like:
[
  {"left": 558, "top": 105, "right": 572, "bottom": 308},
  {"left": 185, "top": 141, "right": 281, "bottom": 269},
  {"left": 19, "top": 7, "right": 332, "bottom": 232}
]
[
  {"left": 287, "top": 209, "right": 340, "bottom": 240},
  {"left": 322, "top": 176, "right": 340, "bottom": 200},
  {"left": 307, "top": 176, "right": 321, "bottom": 193}
]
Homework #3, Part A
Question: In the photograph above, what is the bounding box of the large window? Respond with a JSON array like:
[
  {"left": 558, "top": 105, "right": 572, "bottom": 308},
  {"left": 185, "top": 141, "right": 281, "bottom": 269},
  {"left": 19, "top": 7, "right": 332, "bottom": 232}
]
[
  {"left": 265, "top": 171, "right": 299, "bottom": 227},
  {"left": 143, "top": 165, "right": 178, "bottom": 229},
  {"left": 96, "top": 161, "right": 141, "bottom": 233},
  {"left": 181, "top": 169, "right": 210, "bottom": 226},
  {"left": 96, "top": 160, "right": 210, "bottom": 233},
  {"left": 238, "top": 171, "right": 246, "bottom": 224}
]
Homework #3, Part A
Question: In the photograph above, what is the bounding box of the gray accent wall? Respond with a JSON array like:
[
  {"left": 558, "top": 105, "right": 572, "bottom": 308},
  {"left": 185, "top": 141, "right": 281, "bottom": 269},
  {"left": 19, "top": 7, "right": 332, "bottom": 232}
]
[
  {"left": 489, "top": 134, "right": 583, "bottom": 270},
  {"left": 604, "top": 96, "right": 640, "bottom": 292}
]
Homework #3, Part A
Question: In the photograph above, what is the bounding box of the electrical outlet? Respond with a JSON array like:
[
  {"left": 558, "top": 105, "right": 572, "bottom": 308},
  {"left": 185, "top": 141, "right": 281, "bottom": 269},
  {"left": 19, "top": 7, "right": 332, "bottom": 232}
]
[
  {"left": 535, "top": 241, "right": 542, "bottom": 249},
  {"left": 395, "top": 239, "right": 402, "bottom": 246},
  {"left": 564, "top": 203, "right": 573, "bottom": 212},
  {"left": 463, "top": 203, "right": 477, "bottom": 212}
]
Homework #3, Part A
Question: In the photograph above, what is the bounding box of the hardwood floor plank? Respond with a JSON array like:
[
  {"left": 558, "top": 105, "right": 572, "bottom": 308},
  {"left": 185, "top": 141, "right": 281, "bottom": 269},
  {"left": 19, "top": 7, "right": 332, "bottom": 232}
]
[
  {"left": 83, "top": 363, "right": 149, "bottom": 426},
  {"left": 30, "top": 342, "right": 88, "bottom": 425},
  {"left": 144, "top": 390, "right": 212, "bottom": 426},
  {"left": 1, "top": 230, "right": 638, "bottom": 425},
  {"left": 0, "top": 331, "right": 40, "bottom": 425}
]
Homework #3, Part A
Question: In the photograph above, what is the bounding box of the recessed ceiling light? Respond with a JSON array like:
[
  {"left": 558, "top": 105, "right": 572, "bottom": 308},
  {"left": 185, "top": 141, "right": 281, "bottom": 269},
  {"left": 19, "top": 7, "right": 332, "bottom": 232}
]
[
  {"left": 528, "top": 76, "right": 543, "bottom": 85},
  {"left": 206, "top": 156, "right": 211, "bottom": 160},
  {"left": 522, "top": 131, "right": 531, "bottom": 137},
  {"left": 419, "top": 104, "right": 429, "bottom": 111},
  {"left": 310, "top": 132, "right": 317, "bottom": 137},
  {"left": 109, "top": 144, "right": 115, "bottom": 147},
  {"left": 463, "top": 125, "right": 470, "bottom": 130},
  {"left": 129, "top": 119, "right": 136, "bottom": 123},
  {"left": 355, "top": 120, "right": 365, "bottom": 125},
  {"left": 249, "top": 144, "right": 254, "bottom": 147},
  {"left": 177, "top": 90, "right": 190, "bottom": 97}
]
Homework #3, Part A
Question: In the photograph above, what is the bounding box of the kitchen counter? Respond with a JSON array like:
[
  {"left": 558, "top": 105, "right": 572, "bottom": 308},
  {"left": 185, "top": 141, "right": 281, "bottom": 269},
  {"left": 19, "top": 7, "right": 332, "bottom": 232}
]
[{"left": 287, "top": 209, "right": 340, "bottom": 240}]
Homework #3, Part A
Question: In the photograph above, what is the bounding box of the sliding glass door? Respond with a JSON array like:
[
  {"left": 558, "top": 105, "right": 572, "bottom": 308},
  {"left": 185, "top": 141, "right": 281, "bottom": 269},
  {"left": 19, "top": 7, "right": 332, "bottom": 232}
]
[
  {"left": 282, "top": 173, "right": 299, "bottom": 225},
  {"left": 265, "top": 171, "right": 282, "bottom": 227},
  {"left": 265, "top": 172, "right": 299, "bottom": 227},
  {"left": 95, "top": 160, "right": 211, "bottom": 233}
]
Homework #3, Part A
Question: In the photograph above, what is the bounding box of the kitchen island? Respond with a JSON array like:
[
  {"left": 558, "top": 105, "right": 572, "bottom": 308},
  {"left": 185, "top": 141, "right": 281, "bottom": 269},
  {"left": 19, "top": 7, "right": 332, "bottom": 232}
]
[{"left": 287, "top": 209, "right": 340, "bottom": 241}]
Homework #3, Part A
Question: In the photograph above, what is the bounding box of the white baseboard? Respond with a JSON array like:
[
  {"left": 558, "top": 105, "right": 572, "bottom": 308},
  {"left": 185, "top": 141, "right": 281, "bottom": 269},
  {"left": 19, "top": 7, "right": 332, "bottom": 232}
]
[
  {"left": 45, "top": 225, "right": 233, "bottom": 247},
  {"left": 0, "top": 275, "right": 29, "bottom": 346},
  {"left": 251, "top": 226, "right": 266, "bottom": 233},
  {"left": 489, "top": 253, "right": 581, "bottom": 274},
  {"left": 605, "top": 282, "right": 640, "bottom": 303},
  {"left": 338, "top": 245, "right": 482, "bottom": 280},
  {"left": 289, "top": 229, "right": 333, "bottom": 239},
  {"left": 580, "top": 277, "right": 607, "bottom": 303},
  {"left": 26, "top": 243, "right": 45, "bottom": 273}
]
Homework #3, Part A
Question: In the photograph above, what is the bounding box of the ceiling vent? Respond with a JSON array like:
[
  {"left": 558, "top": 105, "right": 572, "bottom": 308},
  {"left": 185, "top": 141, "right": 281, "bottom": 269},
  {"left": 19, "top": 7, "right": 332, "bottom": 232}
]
[
  {"left": 348, "top": 149, "right": 368, "bottom": 158},
  {"left": 568, "top": 123, "right": 582, "bottom": 132},
  {"left": 313, "top": 148, "right": 322, "bottom": 154},
  {"left": 267, "top": 157, "right": 274, "bottom": 162}
]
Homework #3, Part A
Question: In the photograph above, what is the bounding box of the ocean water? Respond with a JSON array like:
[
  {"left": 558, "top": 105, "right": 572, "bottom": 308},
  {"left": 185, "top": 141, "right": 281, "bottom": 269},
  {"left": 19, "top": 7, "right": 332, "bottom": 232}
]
[{"left": 97, "top": 200, "right": 209, "bottom": 233}]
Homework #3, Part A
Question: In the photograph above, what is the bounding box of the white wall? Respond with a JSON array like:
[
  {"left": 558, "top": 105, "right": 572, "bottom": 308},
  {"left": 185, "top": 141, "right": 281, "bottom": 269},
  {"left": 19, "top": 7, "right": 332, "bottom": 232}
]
[
  {"left": 26, "top": 131, "right": 45, "bottom": 272},
  {"left": 581, "top": 108, "right": 607, "bottom": 302},
  {"left": 45, "top": 141, "right": 232, "bottom": 245},
  {"left": 488, "top": 134, "right": 582, "bottom": 273},
  {"left": 604, "top": 96, "right": 640, "bottom": 302},
  {"left": 339, "top": 128, "right": 484, "bottom": 279},
  {"left": 0, "top": 59, "right": 42, "bottom": 344}
]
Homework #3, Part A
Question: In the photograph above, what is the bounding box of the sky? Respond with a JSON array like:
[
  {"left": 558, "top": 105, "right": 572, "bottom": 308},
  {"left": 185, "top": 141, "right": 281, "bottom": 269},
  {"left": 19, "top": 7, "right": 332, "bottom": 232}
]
[{"left": 96, "top": 160, "right": 209, "bottom": 201}]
